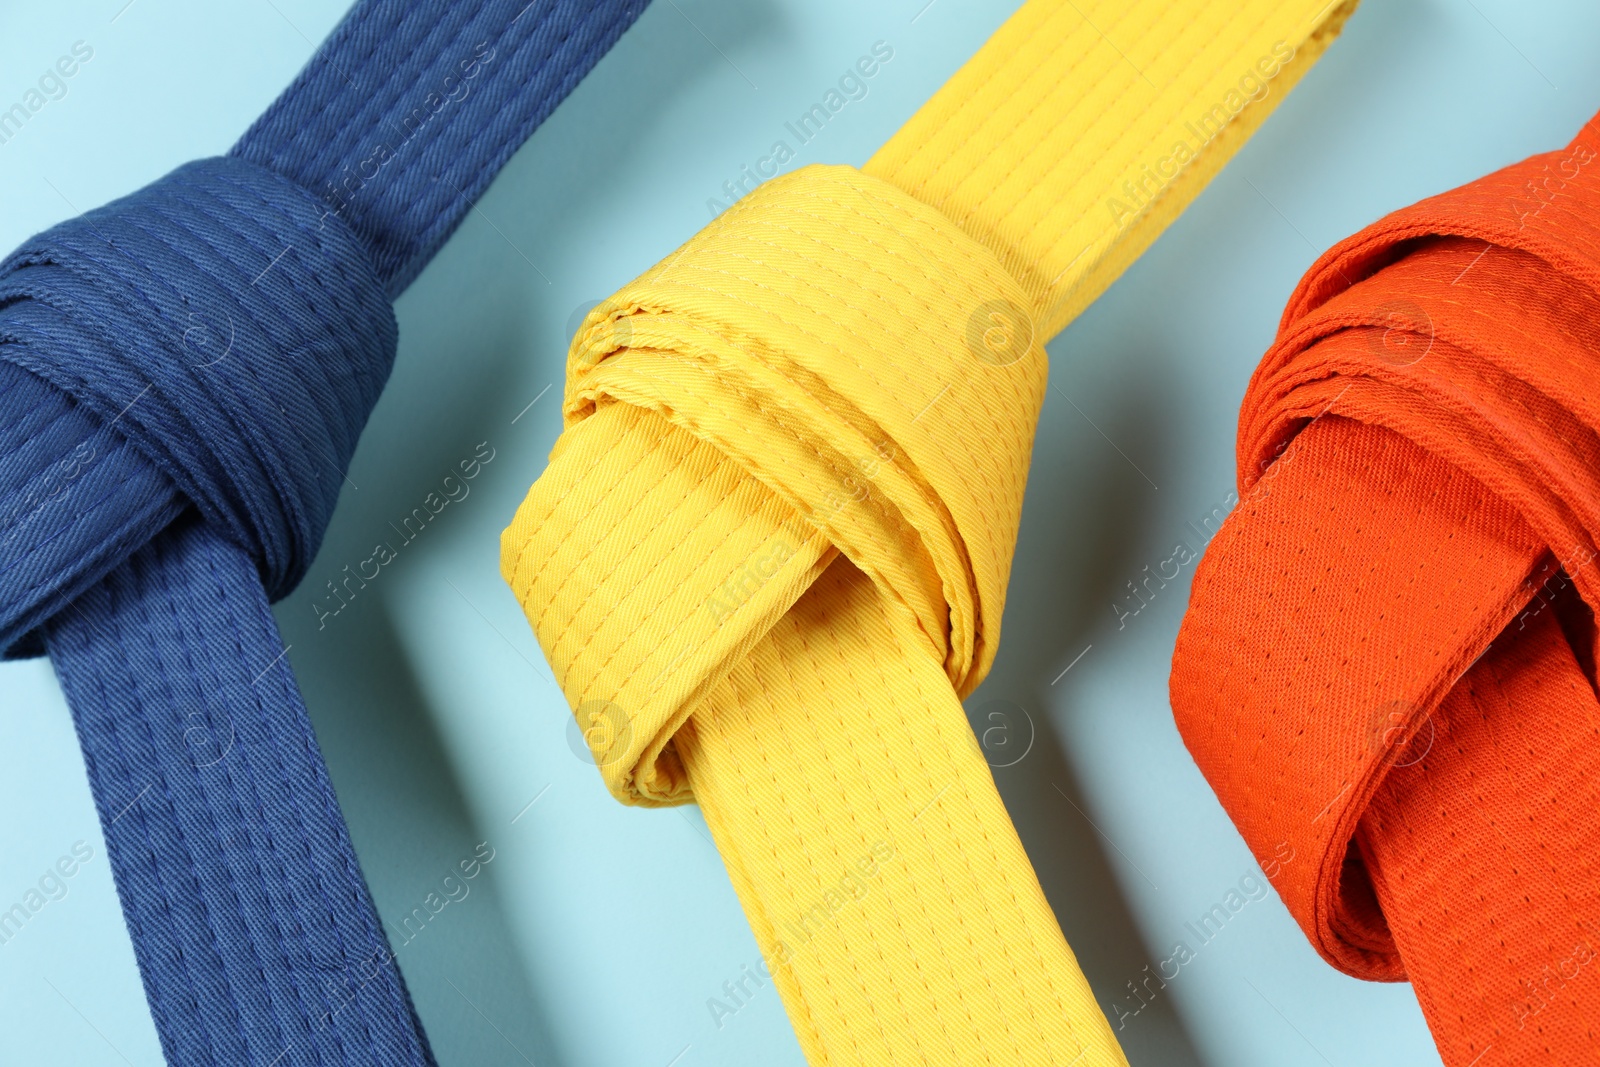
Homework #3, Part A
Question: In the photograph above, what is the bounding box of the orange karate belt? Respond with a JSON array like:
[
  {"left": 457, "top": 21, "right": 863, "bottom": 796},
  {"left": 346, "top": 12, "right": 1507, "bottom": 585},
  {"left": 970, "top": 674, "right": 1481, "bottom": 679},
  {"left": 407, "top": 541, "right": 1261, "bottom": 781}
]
[{"left": 1171, "top": 111, "right": 1600, "bottom": 1066}]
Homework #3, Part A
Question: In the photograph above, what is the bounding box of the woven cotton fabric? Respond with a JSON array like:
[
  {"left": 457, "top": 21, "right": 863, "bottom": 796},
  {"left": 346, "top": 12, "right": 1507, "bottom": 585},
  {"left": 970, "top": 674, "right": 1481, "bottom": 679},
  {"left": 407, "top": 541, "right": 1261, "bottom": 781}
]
[
  {"left": 504, "top": 1, "right": 1357, "bottom": 1063},
  {"left": 0, "top": 2, "right": 649, "bottom": 1063},
  {"left": 1171, "top": 113, "right": 1600, "bottom": 1066}
]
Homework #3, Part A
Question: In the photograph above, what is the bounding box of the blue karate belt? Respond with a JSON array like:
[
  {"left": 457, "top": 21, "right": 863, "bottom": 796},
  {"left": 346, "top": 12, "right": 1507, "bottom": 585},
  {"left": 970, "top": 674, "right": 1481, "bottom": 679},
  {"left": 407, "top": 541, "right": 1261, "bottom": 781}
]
[{"left": 0, "top": 1, "right": 647, "bottom": 1063}]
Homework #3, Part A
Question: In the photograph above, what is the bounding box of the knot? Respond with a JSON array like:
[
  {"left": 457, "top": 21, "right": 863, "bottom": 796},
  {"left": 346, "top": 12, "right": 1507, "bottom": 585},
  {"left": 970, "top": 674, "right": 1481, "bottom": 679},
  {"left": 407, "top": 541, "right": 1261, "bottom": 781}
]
[
  {"left": 1171, "top": 119, "right": 1600, "bottom": 984},
  {"left": 0, "top": 155, "right": 394, "bottom": 601},
  {"left": 503, "top": 164, "right": 1045, "bottom": 803}
]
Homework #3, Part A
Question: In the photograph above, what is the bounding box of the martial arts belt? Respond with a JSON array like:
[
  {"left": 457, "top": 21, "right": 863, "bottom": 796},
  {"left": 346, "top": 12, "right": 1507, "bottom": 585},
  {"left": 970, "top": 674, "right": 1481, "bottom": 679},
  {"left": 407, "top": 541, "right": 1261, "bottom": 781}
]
[
  {"left": 0, "top": 1, "right": 647, "bottom": 1063},
  {"left": 1171, "top": 112, "right": 1600, "bottom": 1065},
  {"left": 502, "top": 1, "right": 1355, "bottom": 1062}
]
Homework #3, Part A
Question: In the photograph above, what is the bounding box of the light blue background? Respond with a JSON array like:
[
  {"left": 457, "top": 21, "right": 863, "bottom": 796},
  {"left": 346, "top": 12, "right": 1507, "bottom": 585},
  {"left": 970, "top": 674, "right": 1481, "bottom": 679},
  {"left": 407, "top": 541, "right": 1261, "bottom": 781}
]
[{"left": 1, "top": 1, "right": 1596, "bottom": 1064}]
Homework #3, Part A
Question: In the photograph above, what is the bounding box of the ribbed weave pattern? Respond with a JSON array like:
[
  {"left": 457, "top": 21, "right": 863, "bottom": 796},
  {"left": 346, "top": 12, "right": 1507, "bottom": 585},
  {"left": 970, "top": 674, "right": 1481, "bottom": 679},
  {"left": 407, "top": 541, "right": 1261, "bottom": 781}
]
[
  {"left": 236, "top": 0, "right": 649, "bottom": 296},
  {"left": 0, "top": 157, "right": 395, "bottom": 612},
  {"left": 504, "top": 1, "right": 1357, "bottom": 1063},
  {"left": 868, "top": 0, "right": 1355, "bottom": 336},
  {"left": 0, "top": 1, "right": 649, "bottom": 1063},
  {"left": 1170, "top": 113, "right": 1600, "bottom": 1066},
  {"left": 52, "top": 520, "right": 436, "bottom": 1066}
]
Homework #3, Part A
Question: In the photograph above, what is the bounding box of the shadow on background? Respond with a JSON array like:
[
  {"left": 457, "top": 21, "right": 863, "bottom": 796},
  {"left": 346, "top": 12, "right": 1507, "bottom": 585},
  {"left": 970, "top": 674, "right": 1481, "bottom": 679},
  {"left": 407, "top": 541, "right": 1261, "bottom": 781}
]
[
  {"left": 275, "top": 3, "right": 787, "bottom": 1065},
  {"left": 298, "top": 605, "right": 560, "bottom": 1066},
  {"left": 278, "top": 198, "right": 546, "bottom": 1065},
  {"left": 966, "top": 363, "right": 1205, "bottom": 1067},
  {"left": 519, "top": 1, "right": 798, "bottom": 308}
]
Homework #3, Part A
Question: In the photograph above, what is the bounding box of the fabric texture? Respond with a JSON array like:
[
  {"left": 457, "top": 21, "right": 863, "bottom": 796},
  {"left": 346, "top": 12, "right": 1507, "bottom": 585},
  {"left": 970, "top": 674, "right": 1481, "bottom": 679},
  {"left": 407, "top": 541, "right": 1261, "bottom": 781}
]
[
  {"left": 1170, "top": 113, "right": 1600, "bottom": 1066},
  {"left": 502, "top": 1, "right": 1356, "bottom": 1063},
  {"left": 0, "top": 1, "right": 648, "bottom": 1064}
]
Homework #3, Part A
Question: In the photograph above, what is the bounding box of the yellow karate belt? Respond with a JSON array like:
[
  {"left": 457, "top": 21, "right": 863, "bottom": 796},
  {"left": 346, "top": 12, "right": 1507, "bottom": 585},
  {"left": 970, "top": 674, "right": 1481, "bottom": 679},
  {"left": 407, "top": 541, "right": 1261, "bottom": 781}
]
[{"left": 503, "top": 1, "right": 1355, "bottom": 1062}]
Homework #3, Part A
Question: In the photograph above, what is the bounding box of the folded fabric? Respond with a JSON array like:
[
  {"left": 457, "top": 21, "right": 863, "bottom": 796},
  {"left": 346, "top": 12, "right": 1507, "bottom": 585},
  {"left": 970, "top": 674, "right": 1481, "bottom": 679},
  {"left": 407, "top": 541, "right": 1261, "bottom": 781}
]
[
  {"left": 502, "top": 1, "right": 1356, "bottom": 1062},
  {"left": 0, "top": 2, "right": 648, "bottom": 1063},
  {"left": 1171, "top": 112, "right": 1600, "bottom": 1065}
]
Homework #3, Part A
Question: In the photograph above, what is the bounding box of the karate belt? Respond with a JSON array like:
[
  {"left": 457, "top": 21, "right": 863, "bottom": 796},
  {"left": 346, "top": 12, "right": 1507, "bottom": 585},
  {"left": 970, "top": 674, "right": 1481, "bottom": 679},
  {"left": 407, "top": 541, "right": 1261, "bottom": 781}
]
[
  {"left": 502, "top": 0, "right": 1356, "bottom": 1062},
  {"left": 0, "top": 1, "right": 648, "bottom": 1063},
  {"left": 1171, "top": 112, "right": 1600, "bottom": 1065}
]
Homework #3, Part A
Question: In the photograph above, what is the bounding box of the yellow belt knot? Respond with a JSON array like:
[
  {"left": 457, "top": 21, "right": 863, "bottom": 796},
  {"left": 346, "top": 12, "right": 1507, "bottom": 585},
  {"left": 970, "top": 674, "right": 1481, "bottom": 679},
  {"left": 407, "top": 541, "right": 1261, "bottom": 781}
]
[{"left": 505, "top": 163, "right": 1044, "bottom": 804}]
